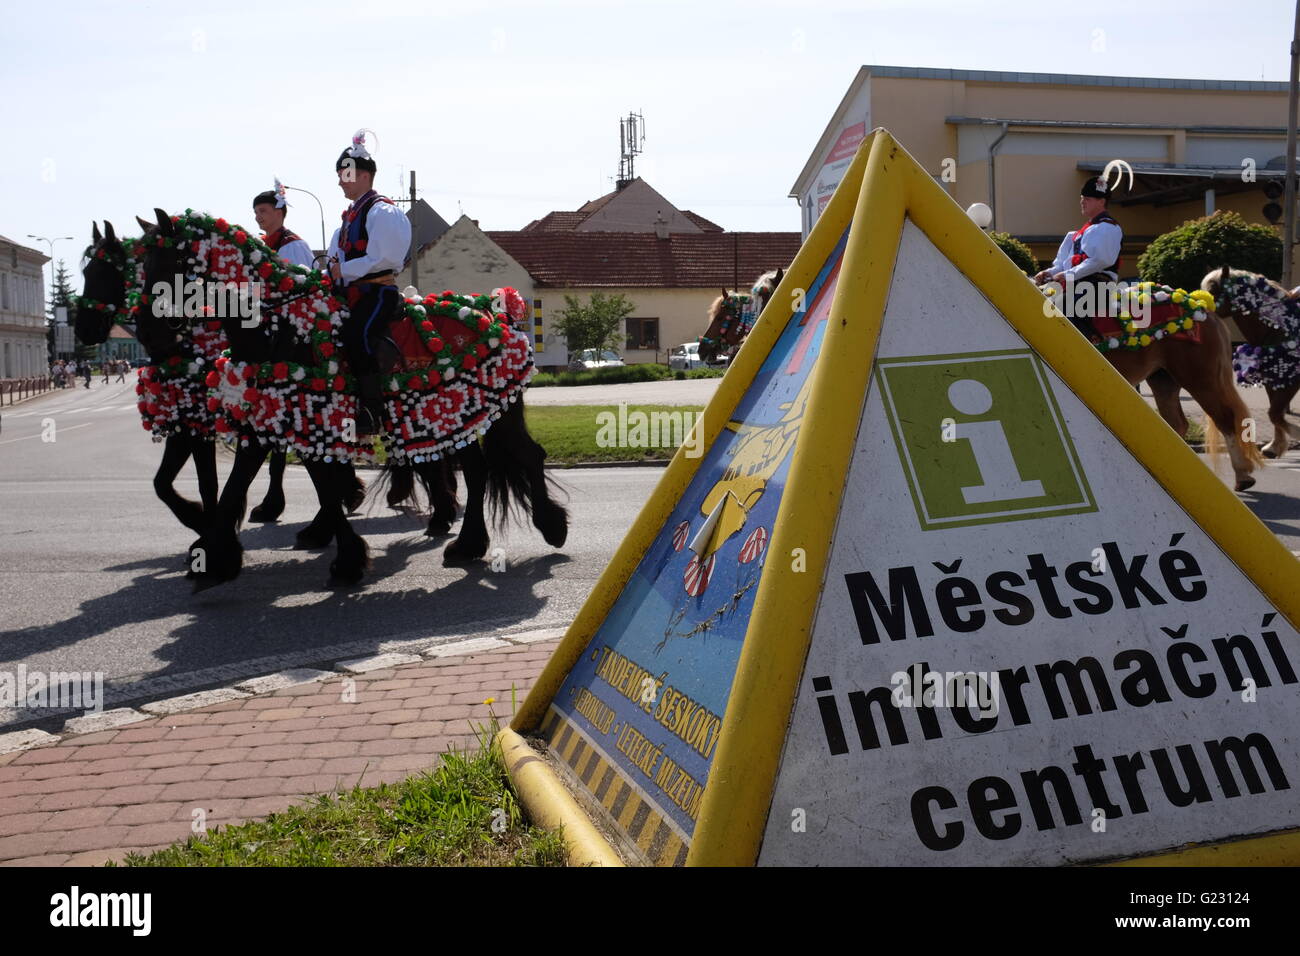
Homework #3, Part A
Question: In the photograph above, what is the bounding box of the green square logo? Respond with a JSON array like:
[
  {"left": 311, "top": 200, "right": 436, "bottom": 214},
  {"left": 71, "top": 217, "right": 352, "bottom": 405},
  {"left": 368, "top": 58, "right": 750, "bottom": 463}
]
[{"left": 876, "top": 350, "right": 1096, "bottom": 530}]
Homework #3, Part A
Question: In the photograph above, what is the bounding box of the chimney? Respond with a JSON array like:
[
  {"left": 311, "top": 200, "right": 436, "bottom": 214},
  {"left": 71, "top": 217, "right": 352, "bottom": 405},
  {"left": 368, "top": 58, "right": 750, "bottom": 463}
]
[{"left": 654, "top": 211, "right": 670, "bottom": 240}]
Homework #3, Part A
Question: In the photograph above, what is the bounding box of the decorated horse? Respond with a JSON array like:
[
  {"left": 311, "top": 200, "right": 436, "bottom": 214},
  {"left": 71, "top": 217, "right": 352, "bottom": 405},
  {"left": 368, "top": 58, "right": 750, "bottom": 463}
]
[
  {"left": 131, "top": 208, "right": 566, "bottom": 589},
  {"left": 1038, "top": 278, "right": 1264, "bottom": 491},
  {"left": 698, "top": 268, "right": 784, "bottom": 365},
  {"left": 1201, "top": 265, "right": 1300, "bottom": 458},
  {"left": 75, "top": 221, "right": 366, "bottom": 541}
]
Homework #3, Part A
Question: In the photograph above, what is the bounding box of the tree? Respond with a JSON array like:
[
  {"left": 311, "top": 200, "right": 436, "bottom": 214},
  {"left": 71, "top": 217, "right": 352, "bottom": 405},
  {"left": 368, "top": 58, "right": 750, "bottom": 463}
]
[
  {"left": 552, "top": 291, "right": 634, "bottom": 356},
  {"left": 989, "top": 231, "right": 1038, "bottom": 276},
  {"left": 45, "top": 259, "right": 76, "bottom": 364},
  {"left": 1138, "top": 210, "right": 1283, "bottom": 291}
]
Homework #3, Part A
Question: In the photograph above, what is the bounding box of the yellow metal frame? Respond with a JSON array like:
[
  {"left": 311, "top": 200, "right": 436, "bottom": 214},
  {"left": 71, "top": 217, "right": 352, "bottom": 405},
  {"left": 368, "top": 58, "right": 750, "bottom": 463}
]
[{"left": 505, "top": 129, "right": 1300, "bottom": 867}]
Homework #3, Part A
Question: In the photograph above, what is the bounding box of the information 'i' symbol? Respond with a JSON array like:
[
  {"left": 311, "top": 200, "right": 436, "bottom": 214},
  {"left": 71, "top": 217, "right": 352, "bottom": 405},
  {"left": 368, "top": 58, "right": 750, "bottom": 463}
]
[{"left": 947, "top": 378, "right": 1044, "bottom": 504}]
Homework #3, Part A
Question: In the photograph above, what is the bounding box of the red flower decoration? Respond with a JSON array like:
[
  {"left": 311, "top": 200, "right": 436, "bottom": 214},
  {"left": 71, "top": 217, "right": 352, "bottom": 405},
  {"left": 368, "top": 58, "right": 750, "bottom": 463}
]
[
  {"left": 205, "top": 371, "right": 219, "bottom": 387},
  {"left": 477, "top": 315, "right": 490, "bottom": 331},
  {"left": 278, "top": 276, "right": 294, "bottom": 292},
  {"left": 233, "top": 230, "right": 248, "bottom": 245},
  {"left": 316, "top": 319, "right": 332, "bottom": 332},
  {"left": 207, "top": 397, "right": 221, "bottom": 411},
  {"left": 421, "top": 320, "right": 434, "bottom": 331},
  {"left": 205, "top": 320, "right": 223, "bottom": 331},
  {"left": 215, "top": 218, "right": 229, "bottom": 232},
  {"left": 408, "top": 375, "right": 423, "bottom": 389},
  {"left": 429, "top": 338, "right": 443, "bottom": 352},
  {"left": 273, "top": 362, "right": 290, "bottom": 379},
  {"left": 258, "top": 263, "right": 273, "bottom": 279},
  {"left": 310, "top": 378, "right": 327, "bottom": 391},
  {"left": 427, "top": 369, "right": 441, "bottom": 387},
  {"left": 333, "top": 376, "right": 346, "bottom": 391},
  {"left": 462, "top": 355, "right": 477, "bottom": 371},
  {"left": 441, "top": 289, "right": 455, "bottom": 299},
  {"left": 475, "top": 344, "right": 488, "bottom": 358},
  {"left": 318, "top": 343, "right": 334, "bottom": 357},
  {"left": 243, "top": 365, "right": 258, "bottom": 380},
  {"left": 243, "top": 387, "right": 259, "bottom": 402}
]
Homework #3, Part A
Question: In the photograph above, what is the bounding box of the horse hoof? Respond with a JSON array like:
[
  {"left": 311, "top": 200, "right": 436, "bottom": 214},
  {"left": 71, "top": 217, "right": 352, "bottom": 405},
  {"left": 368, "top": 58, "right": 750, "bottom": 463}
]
[
  {"left": 1236, "top": 477, "right": 1257, "bottom": 492},
  {"left": 443, "top": 540, "right": 487, "bottom": 566},
  {"left": 295, "top": 526, "right": 334, "bottom": 550},
  {"left": 425, "top": 517, "right": 452, "bottom": 537},
  {"left": 250, "top": 498, "right": 285, "bottom": 522}
]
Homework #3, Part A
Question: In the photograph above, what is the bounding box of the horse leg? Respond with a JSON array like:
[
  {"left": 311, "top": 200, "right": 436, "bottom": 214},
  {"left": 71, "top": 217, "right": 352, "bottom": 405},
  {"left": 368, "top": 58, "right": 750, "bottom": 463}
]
[
  {"left": 305, "top": 460, "right": 369, "bottom": 586},
  {"left": 1263, "top": 384, "right": 1297, "bottom": 458},
  {"left": 191, "top": 444, "right": 268, "bottom": 591},
  {"left": 342, "top": 462, "right": 367, "bottom": 514},
  {"left": 154, "top": 434, "right": 205, "bottom": 532},
  {"left": 192, "top": 437, "right": 218, "bottom": 517},
  {"left": 444, "top": 445, "right": 490, "bottom": 564},
  {"left": 417, "top": 458, "right": 459, "bottom": 536},
  {"left": 387, "top": 463, "right": 415, "bottom": 508},
  {"left": 250, "top": 449, "right": 287, "bottom": 522},
  {"left": 1146, "top": 370, "right": 1188, "bottom": 438},
  {"left": 1190, "top": 385, "right": 1259, "bottom": 492}
]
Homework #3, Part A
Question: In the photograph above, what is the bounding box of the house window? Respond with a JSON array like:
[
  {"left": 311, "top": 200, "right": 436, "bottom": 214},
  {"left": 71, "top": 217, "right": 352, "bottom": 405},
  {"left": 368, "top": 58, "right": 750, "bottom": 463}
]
[{"left": 625, "top": 317, "right": 659, "bottom": 350}]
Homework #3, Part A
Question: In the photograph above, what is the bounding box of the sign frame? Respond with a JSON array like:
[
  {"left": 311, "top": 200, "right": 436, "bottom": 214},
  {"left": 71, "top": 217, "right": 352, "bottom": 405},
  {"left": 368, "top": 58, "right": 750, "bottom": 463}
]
[{"left": 500, "top": 129, "right": 1300, "bottom": 866}]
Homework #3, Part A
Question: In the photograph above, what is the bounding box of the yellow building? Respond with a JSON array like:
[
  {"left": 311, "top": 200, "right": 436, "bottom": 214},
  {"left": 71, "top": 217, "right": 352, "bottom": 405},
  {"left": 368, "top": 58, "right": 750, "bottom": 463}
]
[
  {"left": 794, "top": 66, "right": 1293, "bottom": 272},
  {"left": 0, "top": 235, "right": 50, "bottom": 378}
]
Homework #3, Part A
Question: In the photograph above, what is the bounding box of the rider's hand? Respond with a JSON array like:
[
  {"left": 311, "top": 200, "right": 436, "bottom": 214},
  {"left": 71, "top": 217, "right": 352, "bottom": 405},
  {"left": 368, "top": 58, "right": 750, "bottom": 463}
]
[{"left": 329, "top": 260, "right": 342, "bottom": 283}]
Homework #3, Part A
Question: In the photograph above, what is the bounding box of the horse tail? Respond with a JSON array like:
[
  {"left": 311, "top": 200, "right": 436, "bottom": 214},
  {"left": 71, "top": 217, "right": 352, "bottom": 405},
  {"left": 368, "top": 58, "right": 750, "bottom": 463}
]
[
  {"left": 1204, "top": 392, "right": 1266, "bottom": 472},
  {"left": 482, "top": 399, "right": 569, "bottom": 546}
]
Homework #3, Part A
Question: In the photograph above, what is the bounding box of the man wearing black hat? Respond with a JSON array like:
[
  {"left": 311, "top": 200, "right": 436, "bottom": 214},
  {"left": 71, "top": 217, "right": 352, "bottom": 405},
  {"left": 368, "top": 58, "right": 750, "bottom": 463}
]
[
  {"left": 326, "top": 131, "right": 411, "bottom": 436},
  {"left": 254, "top": 179, "right": 315, "bottom": 269},
  {"left": 1034, "top": 174, "right": 1124, "bottom": 340}
]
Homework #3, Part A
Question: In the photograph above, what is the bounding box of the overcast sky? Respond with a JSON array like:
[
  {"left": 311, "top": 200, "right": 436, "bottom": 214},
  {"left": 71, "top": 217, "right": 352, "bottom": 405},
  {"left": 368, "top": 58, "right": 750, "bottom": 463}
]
[{"left": 3, "top": 0, "right": 1297, "bottom": 275}]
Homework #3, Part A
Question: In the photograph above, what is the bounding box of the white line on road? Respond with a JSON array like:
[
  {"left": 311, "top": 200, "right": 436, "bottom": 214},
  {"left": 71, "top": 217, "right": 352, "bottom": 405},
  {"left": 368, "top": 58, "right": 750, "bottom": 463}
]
[{"left": 0, "top": 423, "right": 94, "bottom": 445}]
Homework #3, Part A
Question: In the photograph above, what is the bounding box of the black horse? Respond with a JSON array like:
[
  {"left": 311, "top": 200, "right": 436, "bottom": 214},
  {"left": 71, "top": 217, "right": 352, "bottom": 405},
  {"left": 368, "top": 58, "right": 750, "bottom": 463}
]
[
  {"left": 137, "top": 208, "right": 566, "bottom": 589},
  {"left": 75, "top": 220, "right": 366, "bottom": 537}
]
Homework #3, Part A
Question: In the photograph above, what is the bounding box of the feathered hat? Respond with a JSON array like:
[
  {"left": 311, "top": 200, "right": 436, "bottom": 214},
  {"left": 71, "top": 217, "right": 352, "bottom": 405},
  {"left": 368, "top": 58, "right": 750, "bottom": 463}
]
[
  {"left": 1082, "top": 159, "right": 1134, "bottom": 199},
  {"left": 336, "top": 128, "right": 379, "bottom": 174}
]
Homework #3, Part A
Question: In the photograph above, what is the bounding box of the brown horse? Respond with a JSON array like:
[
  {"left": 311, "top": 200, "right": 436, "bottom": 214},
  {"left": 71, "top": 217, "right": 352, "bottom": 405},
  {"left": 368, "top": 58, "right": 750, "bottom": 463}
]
[
  {"left": 1201, "top": 265, "right": 1300, "bottom": 459},
  {"left": 698, "top": 268, "right": 783, "bottom": 364}
]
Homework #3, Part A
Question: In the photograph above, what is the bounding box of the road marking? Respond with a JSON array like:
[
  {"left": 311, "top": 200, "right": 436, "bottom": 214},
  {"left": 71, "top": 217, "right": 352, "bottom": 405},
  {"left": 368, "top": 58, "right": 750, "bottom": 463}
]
[{"left": 0, "top": 422, "right": 93, "bottom": 445}]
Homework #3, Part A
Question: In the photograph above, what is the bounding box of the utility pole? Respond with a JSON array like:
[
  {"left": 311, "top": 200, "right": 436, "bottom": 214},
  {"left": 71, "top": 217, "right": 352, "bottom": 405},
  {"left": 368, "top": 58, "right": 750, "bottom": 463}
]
[
  {"left": 1285, "top": 0, "right": 1300, "bottom": 286},
  {"left": 410, "top": 170, "right": 419, "bottom": 291}
]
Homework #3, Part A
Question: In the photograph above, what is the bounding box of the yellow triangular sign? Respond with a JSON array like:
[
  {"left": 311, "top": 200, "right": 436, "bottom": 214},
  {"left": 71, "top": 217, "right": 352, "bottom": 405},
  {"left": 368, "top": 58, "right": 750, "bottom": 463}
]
[{"left": 500, "top": 130, "right": 1300, "bottom": 867}]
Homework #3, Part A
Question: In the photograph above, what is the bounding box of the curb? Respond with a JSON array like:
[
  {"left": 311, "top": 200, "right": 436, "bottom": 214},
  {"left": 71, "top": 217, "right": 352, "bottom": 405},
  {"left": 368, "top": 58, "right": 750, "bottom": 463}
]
[{"left": 0, "top": 626, "right": 567, "bottom": 758}]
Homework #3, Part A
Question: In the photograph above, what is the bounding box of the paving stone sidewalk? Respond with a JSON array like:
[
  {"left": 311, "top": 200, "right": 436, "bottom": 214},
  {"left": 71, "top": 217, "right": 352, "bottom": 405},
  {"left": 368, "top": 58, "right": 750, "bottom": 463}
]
[{"left": 0, "top": 637, "right": 561, "bottom": 867}]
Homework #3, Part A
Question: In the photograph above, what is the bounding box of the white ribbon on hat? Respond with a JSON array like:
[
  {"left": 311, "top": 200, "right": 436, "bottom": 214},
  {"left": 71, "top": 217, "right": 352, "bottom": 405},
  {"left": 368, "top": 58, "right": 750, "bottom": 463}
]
[
  {"left": 1100, "top": 159, "right": 1134, "bottom": 195},
  {"left": 347, "top": 129, "right": 379, "bottom": 161}
]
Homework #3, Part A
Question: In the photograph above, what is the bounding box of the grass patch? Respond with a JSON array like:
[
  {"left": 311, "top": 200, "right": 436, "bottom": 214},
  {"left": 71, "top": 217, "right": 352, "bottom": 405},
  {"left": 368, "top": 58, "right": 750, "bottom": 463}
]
[
  {"left": 530, "top": 364, "right": 723, "bottom": 387},
  {"left": 526, "top": 404, "right": 706, "bottom": 464},
  {"left": 112, "top": 712, "right": 566, "bottom": 867}
]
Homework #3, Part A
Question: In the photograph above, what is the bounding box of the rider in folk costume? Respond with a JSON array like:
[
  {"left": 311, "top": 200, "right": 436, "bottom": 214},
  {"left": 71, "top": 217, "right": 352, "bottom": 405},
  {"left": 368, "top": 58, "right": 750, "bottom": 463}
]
[
  {"left": 327, "top": 130, "right": 412, "bottom": 435},
  {"left": 254, "top": 178, "right": 315, "bottom": 269},
  {"left": 1035, "top": 159, "right": 1132, "bottom": 340}
]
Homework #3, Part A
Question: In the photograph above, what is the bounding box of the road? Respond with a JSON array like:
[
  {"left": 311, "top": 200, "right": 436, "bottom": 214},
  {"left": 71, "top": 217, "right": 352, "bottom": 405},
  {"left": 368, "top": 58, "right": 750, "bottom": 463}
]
[{"left": 2, "top": 377, "right": 1300, "bottom": 731}]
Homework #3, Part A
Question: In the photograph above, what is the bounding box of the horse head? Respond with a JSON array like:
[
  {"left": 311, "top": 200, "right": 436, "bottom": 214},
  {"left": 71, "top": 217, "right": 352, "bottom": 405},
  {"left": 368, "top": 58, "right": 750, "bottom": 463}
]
[
  {"left": 1201, "top": 265, "right": 1294, "bottom": 347},
  {"left": 699, "top": 288, "right": 750, "bottom": 364},
  {"left": 75, "top": 221, "right": 128, "bottom": 346},
  {"left": 751, "top": 267, "right": 784, "bottom": 317}
]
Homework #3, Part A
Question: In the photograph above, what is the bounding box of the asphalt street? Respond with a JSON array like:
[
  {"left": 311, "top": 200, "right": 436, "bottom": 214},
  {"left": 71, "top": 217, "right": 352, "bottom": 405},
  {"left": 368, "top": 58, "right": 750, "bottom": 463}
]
[{"left": 2, "top": 377, "right": 1300, "bottom": 731}]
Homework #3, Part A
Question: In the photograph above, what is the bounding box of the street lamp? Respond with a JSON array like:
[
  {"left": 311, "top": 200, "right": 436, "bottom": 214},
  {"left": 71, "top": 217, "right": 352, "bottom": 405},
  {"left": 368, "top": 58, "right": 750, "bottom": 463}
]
[
  {"left": 966, "top": 203, "right": 993, "bottom": 230},
  {"left": 27, "top": 235, "right": 74, "bottom": 363},
  {"left": 282, "top": 185, "right": 328, "bottom": 261}
]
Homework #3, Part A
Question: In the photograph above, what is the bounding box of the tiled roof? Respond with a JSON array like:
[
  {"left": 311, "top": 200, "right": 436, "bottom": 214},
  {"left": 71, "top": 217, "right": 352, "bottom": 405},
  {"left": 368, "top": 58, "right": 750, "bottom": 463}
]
[
  {"left": 484, "top": 231, "right": 802, "bottom": 288},
  {"left": 519, "top": 211, "right": 590, "bottom": 232},
  {"left": 681, "top": 211, "right": 724, "bottom": 232}
]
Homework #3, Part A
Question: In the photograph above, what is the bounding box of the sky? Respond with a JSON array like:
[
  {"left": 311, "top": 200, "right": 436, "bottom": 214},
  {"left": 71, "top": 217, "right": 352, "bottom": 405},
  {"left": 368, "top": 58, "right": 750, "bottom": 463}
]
[{"left": 3, "top": 0, "right": 1298, "bottom": 280}]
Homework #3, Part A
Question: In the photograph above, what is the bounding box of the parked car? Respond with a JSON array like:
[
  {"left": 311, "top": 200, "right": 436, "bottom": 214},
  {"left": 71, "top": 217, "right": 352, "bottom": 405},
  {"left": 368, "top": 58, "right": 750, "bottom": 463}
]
[
  {"left": 569, "top": 348, "right": 625, "bottom": 371},
  {"left": 669, "top": 341, "right": 728, "bottom": 371}
]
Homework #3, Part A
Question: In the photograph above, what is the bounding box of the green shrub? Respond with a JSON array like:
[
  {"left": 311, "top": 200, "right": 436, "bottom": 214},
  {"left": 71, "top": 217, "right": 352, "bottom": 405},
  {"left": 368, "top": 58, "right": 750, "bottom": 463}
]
[
  {"left": 529, "top": 364, "right": 724, "bottom": 387},
  {"left": 990, "top": 231, "right": 1038, "bottom": 276},
  {"left": 1137, "top": 210, "right": 1282, "bottom": 291}
]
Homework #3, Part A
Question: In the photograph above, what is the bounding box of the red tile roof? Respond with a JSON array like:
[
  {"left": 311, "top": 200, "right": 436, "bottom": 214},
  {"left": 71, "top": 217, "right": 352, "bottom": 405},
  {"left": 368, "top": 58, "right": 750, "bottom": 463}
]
[
  {"left": 681, "top": 211, "right": 724, "bottom": 233},
  {"left": 484, "top": 231, "right": 802, "bottom": 288}
]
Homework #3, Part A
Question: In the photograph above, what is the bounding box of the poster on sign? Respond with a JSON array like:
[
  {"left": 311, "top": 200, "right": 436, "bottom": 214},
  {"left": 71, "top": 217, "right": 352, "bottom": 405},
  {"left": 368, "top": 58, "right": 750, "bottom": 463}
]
[{"left": 501, "top": 129, "right": 1300, "bottom": 868}]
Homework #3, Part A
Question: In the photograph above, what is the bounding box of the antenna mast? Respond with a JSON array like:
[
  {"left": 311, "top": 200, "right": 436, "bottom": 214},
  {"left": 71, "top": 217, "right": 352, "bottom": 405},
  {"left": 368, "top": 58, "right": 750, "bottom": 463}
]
[{"left": 616, "top": 110, "right": 645, "bottom": 189}]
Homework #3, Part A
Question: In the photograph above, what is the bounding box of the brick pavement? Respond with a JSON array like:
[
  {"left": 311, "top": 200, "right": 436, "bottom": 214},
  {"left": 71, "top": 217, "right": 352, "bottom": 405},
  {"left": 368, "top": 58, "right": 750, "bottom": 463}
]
[{"left": 0, "top": 639, "right": 560, "bottom": 866}]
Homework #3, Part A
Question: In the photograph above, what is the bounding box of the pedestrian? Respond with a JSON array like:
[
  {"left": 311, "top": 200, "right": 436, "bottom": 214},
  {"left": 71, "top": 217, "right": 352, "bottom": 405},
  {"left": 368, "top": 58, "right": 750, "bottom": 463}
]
[
  {"left": 116, "top": 359, "right": 126, "bottom": 383},
  {"left": 81, "top": 360, "right": 91, "bottom": 389},
  {"left": 327, "top": 130, "right": 411, "bottom": 436}
]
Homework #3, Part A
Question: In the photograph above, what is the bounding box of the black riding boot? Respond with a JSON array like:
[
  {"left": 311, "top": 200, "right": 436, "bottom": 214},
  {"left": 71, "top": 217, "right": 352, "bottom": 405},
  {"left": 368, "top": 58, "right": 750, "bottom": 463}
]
[{"left": 356, "top": 373, "right": 386, "bottom": 437}]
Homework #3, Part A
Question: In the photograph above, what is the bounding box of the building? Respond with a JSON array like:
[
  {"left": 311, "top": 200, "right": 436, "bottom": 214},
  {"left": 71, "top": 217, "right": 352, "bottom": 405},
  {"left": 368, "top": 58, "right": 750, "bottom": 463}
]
[
  {"left": 0, "top": 235, "right": 50, "bottom": 378},
  {"left": 794, "top": 66, "right": 1293, "bottom": 272},
  {"left": 400, "top": 179, "right": 801, "bottom": 370}
]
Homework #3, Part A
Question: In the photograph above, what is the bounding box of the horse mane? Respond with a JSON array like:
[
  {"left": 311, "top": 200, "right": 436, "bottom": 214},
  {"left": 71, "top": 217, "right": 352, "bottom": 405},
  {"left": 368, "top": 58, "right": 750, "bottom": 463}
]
[{"left": 1202, "top": 266, "right": 1300, "bottom": 334}]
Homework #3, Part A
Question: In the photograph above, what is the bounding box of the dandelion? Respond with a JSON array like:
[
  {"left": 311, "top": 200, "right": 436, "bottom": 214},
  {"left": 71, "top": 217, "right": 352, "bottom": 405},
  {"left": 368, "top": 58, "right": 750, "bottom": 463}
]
[{"left": 483, "top": 697, "right": 497, "bottom": 706}]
